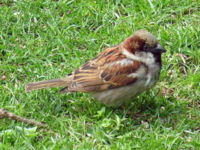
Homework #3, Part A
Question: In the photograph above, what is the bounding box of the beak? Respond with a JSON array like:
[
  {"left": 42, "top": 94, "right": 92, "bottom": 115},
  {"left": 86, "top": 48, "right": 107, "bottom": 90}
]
[{"left": 155, "top": 44, "right": 166, "bottom": 53}]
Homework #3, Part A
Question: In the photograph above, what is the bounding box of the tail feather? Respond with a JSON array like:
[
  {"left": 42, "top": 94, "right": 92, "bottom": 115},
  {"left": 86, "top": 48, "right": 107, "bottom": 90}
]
[{"left": 26, "top": 78, "right": 70, "bottom": 92}]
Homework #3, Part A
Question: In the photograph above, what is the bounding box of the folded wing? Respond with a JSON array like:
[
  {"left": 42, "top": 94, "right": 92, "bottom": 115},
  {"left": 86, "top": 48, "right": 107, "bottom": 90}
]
[{"left": 61, "top": 46, "right": 144, "bottom": 92}]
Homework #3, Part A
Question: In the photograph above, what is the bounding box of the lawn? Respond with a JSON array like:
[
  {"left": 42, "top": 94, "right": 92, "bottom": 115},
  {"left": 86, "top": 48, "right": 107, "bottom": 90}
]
[{"left": 0, "top": 0, "right": 200, "bottom": 149}]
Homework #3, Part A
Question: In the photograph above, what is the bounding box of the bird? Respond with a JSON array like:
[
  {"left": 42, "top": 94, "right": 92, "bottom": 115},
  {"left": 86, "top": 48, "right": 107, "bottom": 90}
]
[{"left": 26, "top": 30, "right": 166, "bottom": 107}]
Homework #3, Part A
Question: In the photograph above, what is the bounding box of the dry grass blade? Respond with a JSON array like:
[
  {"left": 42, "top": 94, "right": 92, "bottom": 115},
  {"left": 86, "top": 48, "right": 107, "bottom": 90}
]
[{"left": 0, "top": 108, "right": 47, "bottom": 127}]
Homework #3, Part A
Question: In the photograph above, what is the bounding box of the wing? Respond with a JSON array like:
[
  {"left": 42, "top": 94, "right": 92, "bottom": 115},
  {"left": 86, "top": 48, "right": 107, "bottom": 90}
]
[{"left": 61, "top": 46, "right": 145, "bottom": 92}]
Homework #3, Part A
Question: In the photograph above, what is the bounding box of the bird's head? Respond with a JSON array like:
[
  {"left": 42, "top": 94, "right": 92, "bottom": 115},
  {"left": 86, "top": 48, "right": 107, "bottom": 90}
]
[{"left": 122, "top": 30, "right": 166, "bottom": 54}]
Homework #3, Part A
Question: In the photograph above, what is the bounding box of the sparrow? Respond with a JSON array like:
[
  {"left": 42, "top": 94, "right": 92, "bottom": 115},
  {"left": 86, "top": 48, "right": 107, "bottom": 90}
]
[{"left": 26, "top": 30, "right": 166, "bottom": 107}]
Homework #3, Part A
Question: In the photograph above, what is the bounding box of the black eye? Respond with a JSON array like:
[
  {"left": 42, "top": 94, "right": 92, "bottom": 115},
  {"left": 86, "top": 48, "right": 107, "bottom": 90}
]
[
  {"left": 143, "top": 44, "right": 149, "bottom": 51},
  {"left": 143, "top": 43, "right": 153, "bottom": 51}
]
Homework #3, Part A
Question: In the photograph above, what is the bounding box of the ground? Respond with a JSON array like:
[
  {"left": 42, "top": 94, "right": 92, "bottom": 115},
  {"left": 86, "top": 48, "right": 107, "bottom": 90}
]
[{"left": 0, "top": 0, "right": 200, "bottom": 149}]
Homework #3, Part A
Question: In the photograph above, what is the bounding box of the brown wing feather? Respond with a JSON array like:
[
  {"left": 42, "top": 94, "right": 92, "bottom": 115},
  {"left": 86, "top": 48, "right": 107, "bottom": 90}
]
[
  {"left": 63, "top": 46, "right": 143, "bottom": 92},
  {"left": 92, "top": 46, "right": 126, "bottom": 65}
]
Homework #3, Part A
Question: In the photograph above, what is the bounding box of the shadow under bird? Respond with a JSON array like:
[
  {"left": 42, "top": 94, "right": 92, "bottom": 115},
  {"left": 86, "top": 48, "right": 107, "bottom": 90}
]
[{"left": 26, "top": 30, "right": 166, "bottom": 107}]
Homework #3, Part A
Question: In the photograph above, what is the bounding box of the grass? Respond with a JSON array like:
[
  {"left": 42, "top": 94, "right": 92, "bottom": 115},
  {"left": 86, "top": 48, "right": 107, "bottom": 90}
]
[{"left": 0, "top": 0, "right": 200, "bottom": 149}]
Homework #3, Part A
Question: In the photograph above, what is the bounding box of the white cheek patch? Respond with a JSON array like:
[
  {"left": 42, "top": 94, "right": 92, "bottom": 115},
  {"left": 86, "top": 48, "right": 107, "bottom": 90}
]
[
  {"left": 137, "top": 52, "right": 155, "bottom": 64},
  {"left": 122, "top": 49, "right": 155, "bottom": 65}
]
